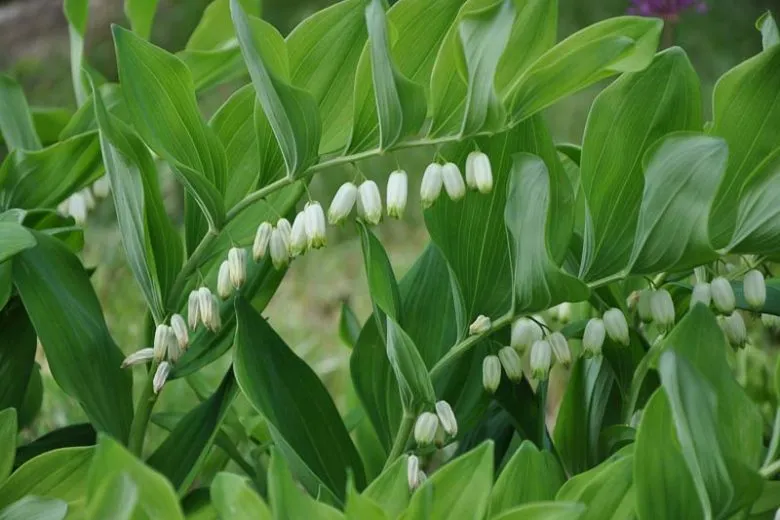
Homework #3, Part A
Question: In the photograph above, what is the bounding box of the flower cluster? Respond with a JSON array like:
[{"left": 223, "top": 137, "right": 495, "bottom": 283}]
[{"left": 57, "top": 175, "right": 111, "bottom": 225}]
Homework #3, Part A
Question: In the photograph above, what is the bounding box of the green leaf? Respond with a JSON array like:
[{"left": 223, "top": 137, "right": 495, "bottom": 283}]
[
  {"left": 385, "top": 316, "right": 437, "bottom": 413},
  {"left": 339, "top": 302, "right": 361, "bottom": 348},
  {"left": 87, "top": 435, "right": 184, "bottom": 520},
  {"left": 93, "top": 80, "right": 182, "bottom": 323},
  {"left": 287, "top": 0, "right": 367, "bottom": 154},
  {"left": 12, "top": 232, "right": 133, "bottom": 440},
  {"left": 112, "top": 25, "right": 227, "bottom": 252},
  {"left": 63, "top": 0, "right": 89, "bottom": 106},
  {"left": 345, "top": 479, "right": 387, "bottom": 520},
  {"left": 507, "top": 16, "right": 663, "bottom": 123},
  {"left": 708, "top": 44, "right": 780, "bottom": 247},
  {"left": 0, "top": 496, "right": 67, "bottom": 520},
  {"left": 4, "top": 133, "right": 102, "bottom": 209},
  {"left": 231, "top": 0, "right": 321, "bottom": 176},
  {"left": 14, "top": 424, "right": 96, "bottom": 469},
  {"left": 267, "top": 448, "right": 345, "bottom": 519},
  {"left": 428, "top": 0, "right": 515, "bottom": 137},
  {"left": 357, "top": 221, "right": 401, "bottom": 320},
  {"left": 147, "top": 368, "right": 237, "bottom": 494},
  {"left": 0, "top": 408, "right": 16, "bottom": 483},
  {"left": 491, "top": 440, "right": 565, "bottom": 515},
  {"left": 626, "top": 133, "right": 727, "bottom": 274},
  {"left": 362, "top": 454, "right": 410, "bottom": 517},
  {"left": 58, "top": 83, "right": 127, "bottom": 141},
  {"left": 210, "top": 472, "right": 271, "bottom": 520},
  {"left": 85, "top": 472, "right": 138, "bottom": 520},
  {"left": 0, "top": 447, "right": 93, "bottom": 511},
  {"left": 0, "top": 75, "right": 41, "bottom": 151},
  {"left": 348, "top": 0, "right": 426, "bottom": 152},
  {"left": 634, "top": 390, "right": 704, "bottom": 520},
  {"left": 757, "top": 11, "right": 779, "bottom": 50},
  {"left": 124, "top": 0, "right": 158, "bottom": 40},
  {"left": 406, "top": 441, "right": 493, "bottom": 520},
  {"left": 15, "top": 363, "right": 42, "bottom": 431},
  {"left": 188, "top": 0, "right": 259, "bottom": 51},
  {"left": 505, "top": 152, "right": 589, "bottom": 312},
  {"left": 574, "top": 457, "right": 635, "bottom": 520},
  {"left": 492, "top": 502, "right": 586, "bottom": 520},
  {"left": 579, "top": 48, "right": 702, "bottom": 281},
  {"left": 233, "top": 296, "right": 364, "bottom": 502},
  {"left": 0, "top": 224, "right": 35, "bottom": 263},
  {"left": 29, "top": 108, "right": 73, "bottom": 145}
]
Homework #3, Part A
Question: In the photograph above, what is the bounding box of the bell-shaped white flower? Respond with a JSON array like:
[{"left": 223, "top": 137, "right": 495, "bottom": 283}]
[
  {"left": 743, "top": 270, "right": 766, "bottom": 310},
  {"left": 407, "top": 455, "right": 421, "bottom": 491},
  {"left": 637, "top": 290, "right": 654, "bottom": 323},
  {"left": 82, "top": 188, "right": 96, "bottom": 210},
  {"left": 121, "top": 348, "right": 155, "bottom": 368},
  {"left": 276, "top": 218, "right": 292, "bottom": 245},
  {"left": 289, "top": 211, "right": 308, "bottom": 257},
  {"left": 356, "top": 180, "right": 382, "bottom": 225},
  {"left": 170, "top": 314, "right": 189, "bottom": 350},
  {"left": 187, "top": 290, "right": 201, "bottom": 330},
  {"left": 68, "top": 192, "right": 88, "bottom": 225},
  {"left": 207, "top": 294, "right": 222, "bottom": 331},
  {"left": 435, "top": 400, "right": 458, "bottom": 437},
  {"left": 92, "top": 175, "right": 111, "bottom": 198},
  {"left": 510, "top": 317, "right": 543, "bottom": 353},
  {"left": 166, "top": 329, "right": 182, "bottom": 363},
  {"left": 253, "top": 222, "right": 273, "bottom": 262},
  {"left": 469, "top": 315, "right": 491, "bottom": 335},
  {"left": 498, "top": 346, "right": 523, "bottom": 382},
  {"left": 328, "top": 182, "right": 358, "bottom": 225},
  {"left": 228, "top": 247, "right": 247, "bottom": 289},
  {"left": 269, "top": 227, "right": 290, "bottom": 270},
  {"left": 441, "top": 162, "right": 466, "bottom": 201},
  {"left": 720, "top": 312, "right": 747, "bottom": 348},
  {"left": 197, "top": 287, "right": 214, "bottom": 328},
  {"left": 650, "top": 289, "right": 675, "bottom": 331},
  {"left": 217, "top": 260, "right": 232, "bottom": 300},
  {"left": 762, "top": 313, "right": 780, "bottom": 330},
  {"left": 413, "top": 412, "right": 439, "bottom": 446},
  {"left": 386, "top": 170, "right": 408, "bottom": 219},
  {"left": 548, "top": 332, "right": 572, "bottom": 368},
  {"left": 530, "top": 340, "right": 552, "bottom": 381},
  {"left": 482, "top": 355, "right": 501, "bottom": 393},
  {"left": 711, "top": 277, "right": 735, "bottom": 315},
  {"left": 603, "top": 308, "right": 630, "bottom": 345},
  {"left": 466, "top": 151, "right": 493, "bottom": 194},
  {"left": 554, "top": 302, "right": 573, "bottom": 324},
  {"left": 420, "top": 163, "right": 443, "bottom": 208},
  {"left": 304, "top": 202, "right": 327, "bottom": 249},
  {"left": 582, "top": 318, "right": 605, "bottom": 358},
  {"left": 153, "top": 361, "right": 171, "bottom": 394},
  {"left": 690, "top": 282, "right": 711, "bottom": 309},
  {"left": 153, "top": 324, "right": 174, "bottom": 362}
]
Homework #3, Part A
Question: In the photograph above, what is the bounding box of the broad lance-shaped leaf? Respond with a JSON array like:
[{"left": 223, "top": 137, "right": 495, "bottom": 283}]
[
  {"left": 64, "top": 0, "right": 88, "bottom": 106},
  {"left": 348, "top": 0, "right": 426, "bottom": 152},
  {"left": 0, "top": 303, "right": 36, "bottom": 415},
  {"left": 0, "top": 496, "right": 68, "bottom": 520},
  {"left": 708, "top": 44, "right": 780, "bottom": 247},
  {"left": 0, "top": 75, "right": 41, "bottom": 151},
  {"left": 579, "top": 48, "right": 701, "bottom": 282},
  {"left": 507, "top": 16, "right": 663, "bottom": 123},
  {"left": 493, "top": 502, "right": 586, "bottom": 520},
  {"left": 93, "top": 81, "right": 182, "bottom": 323},
  {"left": 428, "top": 0, "right": 515, "bottom": 137},
  {"left": 0, "top": 408, "right": 16, "bottom": 483},
  {"left": 85, "top": 472, "right": 138, "bottom": 520},
  {"left": 357, "top": 220, "right": 401, "bottom": 322},
  {"left": 12, "top": 232, "right": 133, "bottom": 441},
  {"left": 627, "top": 133, "right": 727, "bottom": 274},
  {"left": 267, "top": 448, "right": 344, "bottom": 519},
  {"left": 231, "top": 0, "right": 320, "bottom": 177},
  {"left": 505, "top": 153, "right": 589, "bottom": 312},
  {"left": 385, "top": 316, "right": 436, "bottom": 413},
  {"left": 0, "top": 223, "right": 35, "bottom": 263},
  {"left": 233, "top": 296, "right": 365, "bottom": 502},
  {"left": 210, "top": 472, "right": 271, "bottom": 520},
  {"left": 124, "top": 0, "right": 158, "bottom": 40},
  {"left": 757, "top": 11, "right": 779, "bottom": 51},
  {"left": 726, "top": 147, "right": 780, "bottom": 254},
  {"left": 112, "top": 25, "right": 226, "bottom": 253}
]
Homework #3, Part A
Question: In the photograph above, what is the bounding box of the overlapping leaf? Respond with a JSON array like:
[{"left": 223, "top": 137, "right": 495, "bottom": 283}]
[
  {"left": 63, "top": 0, "right": 89, "bottom": 106},
  {"left": 491, "top": 440, "right": 565, "bottom": 515},
  {"left": 0, "top": 303, "right": 36, "bottom": 416},
  {"left": 0, "top": 75, "right": 41, "bottom": 151},
  {"left": 210, "top": 472, "right": 271, "bottom": 520}
]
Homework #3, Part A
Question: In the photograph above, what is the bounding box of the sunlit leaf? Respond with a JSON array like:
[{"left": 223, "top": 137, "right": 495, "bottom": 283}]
[
  {"left": 491, "top": 440, "right": 565, "bottom": 515},
  {"left": 0, "top": 496, "right": 67, "bottom": 520},
  {"left": 210, "top": 472, "right": 271, "bottom": 520},
  {"left": 63, "top": 0, "right": 89, "bottom": 106}
]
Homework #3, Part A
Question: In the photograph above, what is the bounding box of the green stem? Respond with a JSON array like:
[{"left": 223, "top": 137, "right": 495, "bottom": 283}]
[
  {"left": 128, "top": 362, "right": 160, "bottom": 456},
  {"left": 166, "top": 230, "right": 220, "bottom": 309},
  {"left": 763, "top": 407, "right": 780, "bottom": 467},
  {"left": 537, "top": 379, "right": 551, "bottom": 451},
  {"left": 384, "top": 412, "right": 415, "bottom": 470},
  {"left": 760, "top": 457, "right": 780, "bottom": 478},
  {"left": 586, "top": 272, "right": 626, "bottom": 290}
]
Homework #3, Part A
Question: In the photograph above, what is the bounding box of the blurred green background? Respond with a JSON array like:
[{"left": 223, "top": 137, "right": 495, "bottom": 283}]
[{"left": 2, "top": 0, "right": 778, "bottom": 448}]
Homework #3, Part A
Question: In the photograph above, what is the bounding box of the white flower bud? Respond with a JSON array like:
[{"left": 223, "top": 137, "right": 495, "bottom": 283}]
[
  {"left": 762, "top": 313, "right": 780, "bottom": 330},
  {"left": 198, "top": 287, "right": 214, "bottom": 328},
  {"left": 228, "top": 247, "right": 247, "bottom": 288},
  {"left": 720, "top": 312, "right": 747, "bottom": 348},
  {"left": 276, "top": 218, "right": 292, "bottom": 245},
  {"left": 441, "top": 162, "right": 466, "bottom": 201},
  {"left": 121, "top": 348, "right": 154, "bottom": 368},
  {"left": 711, "top": 277, "right": 735, "bottom": 314},
  {"left": 694, "top": 266, "right": 707, "bottom": 285},
  {"left": 357, "top": 180, "right": 382, "bottom": 225},
  {"left": 510, "top": 317, "right": 543, "bottom": 352},
  {"left": 304, "top": 202, "right": 327, "bottom": 249},
  {"left": 482, "top": 355, "right": 501, "bottom": 393},
  {"left": 328, "top": 182, "right": 358, "bottom": 225},
  {"left": 603, "top": 308, "right": 630, "bottom": 345},
  {"left": 170, "top": 314, "right": 188, "bottom": 350},
  {"left": 626, "top": 290, "right": 640, "bottom": 311},
  {"left": 413, "top": 412, "right": 439, "bottom": 446},
  {"left": 582, "top": 318, "right": 605, "bottom": 358},
  {"left": 637, "top": 290, "right": 654, "bottom": 323},
  {"left": 253, "top": 222, "right": 273, "bottom": 261},
  {"left": 187, "top": 290, "right": 200, "bottom": 330},
  {"left": 744, "top": 270, "right": 766, "bottom": 310},
  {"left": 530, "top": 340, "right": 552, "bottom": 381},
  {"left": 548, "top": 332, "right": 572, "bottom": 368},
  {"left": 82, "top": 188, "right": 96, "bottom": 210},
  {"left": 217, "top": 260, "right": 232, "bottom": 300},
  {"left": 407, "top": 455, "right": 421, "bottom": 491},
  {"left": 166, "top": 330, "right": 182, "bottom": 363},
  {"left": 469, "top": 315, "right": 491, "bottom": 335},
  {"left": 386, "top": 170, "right": 408, "bottom": 219},
  {"left": 68, "top": 193, "right": 88, "bottom": 225},
  {"left": 153, "top": 361, "right": 171, "bottom": 394},
  {"left": 498, "top": 346, "right": 523, "bottom": 382},
  {"left": 153, "top": 324, "right": 173, "bottom": 362},
  {"left": 420, "top": 163, "right": 443, "bottom": 208},
  {"left": 555, "top": 302, "right": 573, "bottom": 324},
  {"left": 92, "top": 175, "right": 111, "bottom": 198},
  {"left": 269, "top": 227, "right": 290, "bottom": 270},
  {"left": 650, "top": 289, "right": 675, "bottom": 331},
  {"left": 435, "top": 400, "right": 457, "bottom": 437},
  {"left": 289, "top": 212, "right": 308, "bottom": 257},
  {"left": 690, "top": 282, "right": 711, "bottom": 310},
  {"left": 209, "top": 295, "right": 222, "bottom": 331},
  {"left": 466, "top": 151, "right": 493, "bottom": 194}
]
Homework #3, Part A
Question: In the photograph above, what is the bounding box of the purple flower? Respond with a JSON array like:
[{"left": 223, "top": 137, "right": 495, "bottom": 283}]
[{"left": 628, "top": 0, "right": 708, "bottom": 19}]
